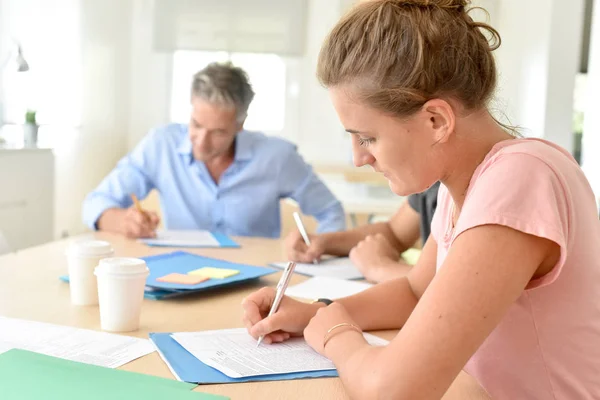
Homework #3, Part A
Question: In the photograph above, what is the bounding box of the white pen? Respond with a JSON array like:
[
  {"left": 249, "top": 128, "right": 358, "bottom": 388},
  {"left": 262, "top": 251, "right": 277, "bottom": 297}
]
[
  {"left": 293, "top": 212, "right": 318, "bottom": 265},
  {"left": 256, "top": 261, "right": 296, "bottom": 348}
]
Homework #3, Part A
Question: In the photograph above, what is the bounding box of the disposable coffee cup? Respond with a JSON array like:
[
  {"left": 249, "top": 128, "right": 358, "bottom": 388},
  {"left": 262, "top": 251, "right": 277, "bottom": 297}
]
[
  {"left": 94, "top": 257, "right": 149, "bottom": 332},
  {"left": 66, "top": 240, "right": 114, "bottom": 305}
]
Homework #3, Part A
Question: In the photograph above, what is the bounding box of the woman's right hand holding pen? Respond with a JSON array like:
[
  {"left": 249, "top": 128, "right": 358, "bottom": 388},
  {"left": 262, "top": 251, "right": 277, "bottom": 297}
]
[{"left": 242, "top": 287, "right": 324, "bottom": 345}]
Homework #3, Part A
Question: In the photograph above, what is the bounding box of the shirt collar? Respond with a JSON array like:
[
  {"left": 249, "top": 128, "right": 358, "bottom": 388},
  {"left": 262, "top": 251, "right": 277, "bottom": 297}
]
[
  {"left": 233, "top": 130, "right": 253, "bottom": 162},
  {"left": 177, "top": 129, "right": 254, "bottom": 164}
]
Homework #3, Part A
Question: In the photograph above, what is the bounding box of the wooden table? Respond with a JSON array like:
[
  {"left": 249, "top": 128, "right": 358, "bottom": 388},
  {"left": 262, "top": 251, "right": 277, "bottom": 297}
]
[{"left": 0, "top": 232, "right": 490, "bottom": 399}]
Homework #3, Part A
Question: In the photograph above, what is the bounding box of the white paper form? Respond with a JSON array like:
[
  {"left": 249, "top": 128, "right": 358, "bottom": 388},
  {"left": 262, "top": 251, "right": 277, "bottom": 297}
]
[
  {"left": 271, "top": 257, "right": 363, "bottom": 280},
  {"left": 172, "top": 328, "right": 388, "bottom": 378},
  {"left": 139, "top": 230, "right": 220, "bottom": 247},
  {"left": 286, "top": 277, "right": 373, "bottom": 300},
  {"left": 0, "top": 316, "right": 155, "bottom": 368}
]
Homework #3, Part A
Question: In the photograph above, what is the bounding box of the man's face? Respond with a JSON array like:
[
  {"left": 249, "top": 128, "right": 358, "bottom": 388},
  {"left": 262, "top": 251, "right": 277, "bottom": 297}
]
[{"left": 188, "top": 97, "right": 242, "bottom": 162}]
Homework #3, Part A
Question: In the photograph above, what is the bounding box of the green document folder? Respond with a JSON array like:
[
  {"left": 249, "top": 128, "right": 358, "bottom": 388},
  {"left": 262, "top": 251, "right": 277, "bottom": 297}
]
[{"left": 0, "top": 349, "right": 228, "bottom": 400}]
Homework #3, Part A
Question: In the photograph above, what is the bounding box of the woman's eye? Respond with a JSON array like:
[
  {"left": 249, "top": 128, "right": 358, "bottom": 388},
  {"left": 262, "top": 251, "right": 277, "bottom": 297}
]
[{"left": 358, "top": 137, "right": 375, "bottom": 147}]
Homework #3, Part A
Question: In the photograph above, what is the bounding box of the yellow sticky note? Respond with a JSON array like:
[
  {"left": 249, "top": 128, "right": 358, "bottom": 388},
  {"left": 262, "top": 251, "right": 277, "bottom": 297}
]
[
  {"left": 157, "top": 273, "right": 209, "bottom": 285},
  {"left": 189, "top": 267, "right": 240, "bottom": 279}
]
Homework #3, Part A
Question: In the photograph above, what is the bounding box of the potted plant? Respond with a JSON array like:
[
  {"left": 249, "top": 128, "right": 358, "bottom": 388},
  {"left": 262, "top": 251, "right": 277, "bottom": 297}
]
[{"left": 23, "top": 109, "right": 38, "bottom": 147}]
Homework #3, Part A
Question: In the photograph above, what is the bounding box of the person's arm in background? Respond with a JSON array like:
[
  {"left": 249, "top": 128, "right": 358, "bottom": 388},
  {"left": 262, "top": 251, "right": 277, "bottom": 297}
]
[
  {"left": 286, "top": 197, "right": 421, "bottom": 263},
  {"left": 348, "top": 201, "right": 422, "bottom": 281},
  {"left": 278, "top": 146, "right": 347, "bottom": 236},
  {"left": 82, "top": 129, "right": 162, "bottom": 237}
]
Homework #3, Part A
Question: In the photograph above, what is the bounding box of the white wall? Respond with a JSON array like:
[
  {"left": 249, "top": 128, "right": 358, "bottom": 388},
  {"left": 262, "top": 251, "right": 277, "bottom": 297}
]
[
  {"left": 582, "top": 0, "right": 600, "bottom": 198},
  {"left": 127, "top": 0, "right": 172, "bottom": 149},
  {"left": 492, "top": 0, "right": 584, "bottom": 150},
  {"left": 0, "top": 0, "right": 133, "bottom": 237},
  {"left": 296, "top": 0, "right": 351, "bottom": 165},
  {"left": 58, "top": 0, "right": 132, "bottom": 237}
]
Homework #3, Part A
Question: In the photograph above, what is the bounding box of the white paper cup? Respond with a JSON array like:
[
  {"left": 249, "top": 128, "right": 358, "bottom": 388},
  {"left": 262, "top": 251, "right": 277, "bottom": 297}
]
[
  {"left": 66, "top": 240, "right": 114, "bottom": 305},
  {"left": 94, "top": 257, "right": 149, "bottom": 332}
]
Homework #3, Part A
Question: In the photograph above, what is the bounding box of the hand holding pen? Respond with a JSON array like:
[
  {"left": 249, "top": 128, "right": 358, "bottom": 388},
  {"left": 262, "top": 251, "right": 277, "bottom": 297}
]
[
  {"left": 293, "top": 212, "right": 319, "bottom": 265},
  {"left": 124, "top": 194, "right": 160, "bottom": 238},
  {"left": 256, "top": 261, "right": 296, "bottom": 347}
]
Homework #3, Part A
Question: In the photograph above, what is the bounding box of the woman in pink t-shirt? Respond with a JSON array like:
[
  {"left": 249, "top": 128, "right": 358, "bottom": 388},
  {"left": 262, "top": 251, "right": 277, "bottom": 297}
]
[{"left": 241, "top": 0, "right": 600, "bottom": 398}]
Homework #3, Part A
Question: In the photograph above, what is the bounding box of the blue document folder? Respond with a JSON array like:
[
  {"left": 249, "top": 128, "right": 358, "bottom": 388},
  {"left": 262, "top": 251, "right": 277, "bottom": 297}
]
[
  {"left": 59, "top": 276, "right": 188, "bottom": 300},
  {"left": 144, "top": 251, "right": 276, "bottom": 291},
  {"left": 60, "top": 251, "right": 276, "bottom": 299},
  {"left": 149, "top": 333, "right": 339, "bottom": 384}
]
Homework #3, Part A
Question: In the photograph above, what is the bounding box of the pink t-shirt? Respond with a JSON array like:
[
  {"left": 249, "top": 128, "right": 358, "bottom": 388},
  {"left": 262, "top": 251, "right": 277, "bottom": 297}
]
[{"left": 431, "top": 138, "right": 600, "bottom": 399}]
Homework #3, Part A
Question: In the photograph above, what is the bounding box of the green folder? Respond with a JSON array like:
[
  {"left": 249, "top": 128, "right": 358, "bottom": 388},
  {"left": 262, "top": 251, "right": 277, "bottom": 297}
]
[{"left": 0, "top": 349, "right": 228, "bottom": 400}]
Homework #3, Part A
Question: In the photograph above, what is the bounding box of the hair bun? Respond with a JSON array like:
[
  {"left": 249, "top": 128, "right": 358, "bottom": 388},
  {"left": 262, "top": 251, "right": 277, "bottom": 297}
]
[{"left": 389, "top": 0, "right": 469, "bottom": 12}]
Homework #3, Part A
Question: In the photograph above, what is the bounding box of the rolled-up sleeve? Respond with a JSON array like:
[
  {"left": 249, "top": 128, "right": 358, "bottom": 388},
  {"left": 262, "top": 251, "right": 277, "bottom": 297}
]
[
  {"left": 82, "top": 131, "right": 159, "bottom": 229},
  {"left": 279, "top": 148, "right": 346, "bottom": 233}
]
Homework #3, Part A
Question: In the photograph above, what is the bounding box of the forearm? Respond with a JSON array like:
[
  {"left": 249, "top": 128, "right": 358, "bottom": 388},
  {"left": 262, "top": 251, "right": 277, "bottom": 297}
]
[
  {"left": 321, "top": 222, "right": 405, "bottom": 257},
  {"left": 328, "top": 335, "right": 444, "bottom": 400},
  {"left": 96, "top": 208, "right": 126, "bottom": 233},
  {"left": 82, "top": 193, "right": 126, "bottom": 230},
  {"left": 337, "top": 277, "right": 418, "bottom": 331},
  {"left": 366, "top": 259, "right": 413, "bottom": 283},
  {"left": 325, "top": 331, "right": 378, "bottom": 399}
]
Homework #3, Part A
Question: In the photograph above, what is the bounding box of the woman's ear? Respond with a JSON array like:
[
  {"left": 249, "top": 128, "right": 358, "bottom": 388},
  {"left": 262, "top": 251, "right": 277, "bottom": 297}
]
[{"left": 423, "top": 99, "right": 456, "bottom": 145}]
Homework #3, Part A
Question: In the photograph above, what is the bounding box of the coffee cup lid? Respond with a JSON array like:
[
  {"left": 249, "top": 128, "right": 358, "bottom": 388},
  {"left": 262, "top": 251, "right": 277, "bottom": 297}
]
[
  {"left": 94, "top": 257, "right": 149, "bottom": 275},
  {"left": 67, "top": 240, "right": 114, "bottom": 257}
]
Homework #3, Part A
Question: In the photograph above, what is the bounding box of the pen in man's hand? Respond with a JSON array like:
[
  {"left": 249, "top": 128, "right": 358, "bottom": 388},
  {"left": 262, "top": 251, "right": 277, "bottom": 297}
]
[{"left": 293, "top": 212, "right": 318, "bottom": 265}]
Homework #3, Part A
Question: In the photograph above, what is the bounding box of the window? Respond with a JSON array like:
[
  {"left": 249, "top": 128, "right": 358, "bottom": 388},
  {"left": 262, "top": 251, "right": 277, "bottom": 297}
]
[{"left": 169, "top": 50, "right": 286, "bottom": 133}]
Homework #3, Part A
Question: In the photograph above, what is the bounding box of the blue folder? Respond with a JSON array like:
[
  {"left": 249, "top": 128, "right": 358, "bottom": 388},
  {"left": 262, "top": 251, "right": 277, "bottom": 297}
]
[
  {"left": 144, "top": 251, "right": 276, "bottom": 291},
  {"left": 142, "top": 233, "right": 239, "bottom": 249},
  {"left": 60, "top": 251, "right": 276, "bottom": 299},
  {"left": 149, "top": 333, "right": 339, "bottom": 384},
  {"left": 59, "top": 276, "right": 188, "bottom": 300}
]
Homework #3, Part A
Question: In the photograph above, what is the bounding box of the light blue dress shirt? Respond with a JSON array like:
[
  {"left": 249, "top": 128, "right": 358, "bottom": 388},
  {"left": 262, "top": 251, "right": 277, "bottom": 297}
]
[{"left": 82, "top": 124, "right": 346, "bottom": 238}]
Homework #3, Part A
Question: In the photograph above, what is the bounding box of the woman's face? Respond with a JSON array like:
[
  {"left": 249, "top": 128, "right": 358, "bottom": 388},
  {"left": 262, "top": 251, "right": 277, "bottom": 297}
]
[{"left": 329, "top": 87, "right": 447, "bottom": 196}]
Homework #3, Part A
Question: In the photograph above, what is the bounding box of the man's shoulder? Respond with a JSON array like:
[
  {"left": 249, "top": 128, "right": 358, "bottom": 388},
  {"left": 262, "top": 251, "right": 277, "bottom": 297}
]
[
  {"left": 146, "top": 123, "right": 187, "bottom": 143},
  {"left": 137, "top": 123, "right": 188, "bottom": 155},
  {"left": 241, "top": 131, "right": 297, "bottom": 158}
]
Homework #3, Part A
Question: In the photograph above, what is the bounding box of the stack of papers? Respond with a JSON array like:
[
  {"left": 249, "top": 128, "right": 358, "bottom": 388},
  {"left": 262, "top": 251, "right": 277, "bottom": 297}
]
[
  {"left": 0, "top": 316, "right": 153, "bottom": 368},
  {"left": 150, "top": 328, "right": 388, "bottom": 383},
  {"left": 285, "top": 277, "right": 373, "bottom": 300},
  {"left": 271, "top": 257, "right": 363, "bottom": 280},
  {"left": 139, "top": 230, "right": 239, "bottom": 248}
]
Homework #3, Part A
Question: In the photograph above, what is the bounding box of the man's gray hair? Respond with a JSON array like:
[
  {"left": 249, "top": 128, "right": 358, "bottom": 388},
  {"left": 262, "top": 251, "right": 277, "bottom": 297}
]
[{"left": 191, "top": 62, "right": 255, "bottom": 123}]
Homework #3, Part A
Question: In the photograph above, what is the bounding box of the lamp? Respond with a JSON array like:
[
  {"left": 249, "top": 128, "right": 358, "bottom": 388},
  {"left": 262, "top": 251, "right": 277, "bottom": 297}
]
[
  {"left": 0, "top": 40, "right": 29, "bottom": 132},
  {"left": 1, "top": 41, "right": 29, "bottom": 72}
]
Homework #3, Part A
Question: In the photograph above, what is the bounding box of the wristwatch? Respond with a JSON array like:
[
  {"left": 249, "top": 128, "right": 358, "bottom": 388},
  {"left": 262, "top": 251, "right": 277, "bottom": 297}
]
[{"left": 312, "top": 298, "right": 334, "bottom": 306}]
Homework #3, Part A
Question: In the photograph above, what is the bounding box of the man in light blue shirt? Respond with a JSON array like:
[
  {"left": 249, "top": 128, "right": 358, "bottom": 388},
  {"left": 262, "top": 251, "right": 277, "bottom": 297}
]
[{"left": 82, "top": 62, "right": 345, "bottom": 238}]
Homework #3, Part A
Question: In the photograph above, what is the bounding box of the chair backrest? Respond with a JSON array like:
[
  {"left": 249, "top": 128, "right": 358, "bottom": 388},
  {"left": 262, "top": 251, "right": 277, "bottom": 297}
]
[
  {"left": 140, "top": 189, "right": 164, "bottom": 229},
  {"left": 280, "top": 200, "right": 319, "bottom": 239}
]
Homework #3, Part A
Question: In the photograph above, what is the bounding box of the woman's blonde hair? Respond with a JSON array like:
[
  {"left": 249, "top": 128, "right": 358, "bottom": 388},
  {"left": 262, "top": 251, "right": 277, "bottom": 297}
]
[{"left": 317, "top": 0, "right": 501, "bottom": 117}]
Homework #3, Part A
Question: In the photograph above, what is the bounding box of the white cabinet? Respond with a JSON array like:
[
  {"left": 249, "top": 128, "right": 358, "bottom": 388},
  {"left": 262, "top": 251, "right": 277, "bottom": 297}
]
[{"left": 0, "top": 148, "right": 54, "bottom": 251}]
